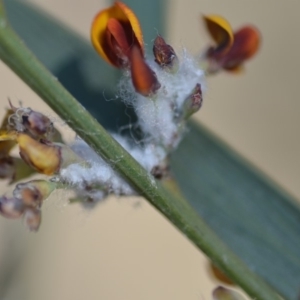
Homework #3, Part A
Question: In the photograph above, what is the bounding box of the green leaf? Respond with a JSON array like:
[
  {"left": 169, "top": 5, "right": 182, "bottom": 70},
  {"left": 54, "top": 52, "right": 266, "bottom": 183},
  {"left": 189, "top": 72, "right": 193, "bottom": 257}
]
[
  {"left": 3, "top": 1, "right": 300, "bottom": 299},
  {"left": 171, "top": 122, "right": 300, "bottom": 300}
]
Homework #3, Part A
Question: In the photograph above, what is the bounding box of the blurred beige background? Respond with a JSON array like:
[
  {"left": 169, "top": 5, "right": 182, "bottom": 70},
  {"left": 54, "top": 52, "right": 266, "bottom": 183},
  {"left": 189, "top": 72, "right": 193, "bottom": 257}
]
[{"left": 0, "top": 0, "right": 299, "bottom": 299}]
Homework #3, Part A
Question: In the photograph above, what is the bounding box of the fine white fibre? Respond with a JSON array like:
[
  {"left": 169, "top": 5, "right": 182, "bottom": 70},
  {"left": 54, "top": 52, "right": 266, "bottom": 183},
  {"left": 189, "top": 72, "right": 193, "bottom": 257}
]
[
  {"left": 59, "top": 135, "right": 167, "bottom": 201},
  {"left": 118, "top": 49, "right": 206, "bottom": 149}
]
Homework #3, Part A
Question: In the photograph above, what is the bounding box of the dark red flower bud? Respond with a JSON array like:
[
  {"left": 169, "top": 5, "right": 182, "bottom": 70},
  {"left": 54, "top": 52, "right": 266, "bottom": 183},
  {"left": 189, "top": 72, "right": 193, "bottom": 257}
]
[
  {"left": 221, "top": 26, "right": 261, "bottom": 72},
  {"left": 182, "top": 83, "right": 203, "bottom": 119},
  {"left": 153, "top": 35, "right": 179, "bottom": 72}
]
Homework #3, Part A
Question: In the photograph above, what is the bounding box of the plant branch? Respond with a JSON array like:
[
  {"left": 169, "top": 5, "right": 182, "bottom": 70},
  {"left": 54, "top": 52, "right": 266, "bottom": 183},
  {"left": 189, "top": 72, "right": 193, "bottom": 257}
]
[{"left": 0, "top": 3, "right": 281, "bottom": 300}]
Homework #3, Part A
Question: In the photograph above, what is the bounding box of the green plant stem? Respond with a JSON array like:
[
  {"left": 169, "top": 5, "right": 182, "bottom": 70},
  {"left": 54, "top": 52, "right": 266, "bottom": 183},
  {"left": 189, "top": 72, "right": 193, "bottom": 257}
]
[{"left": 0, "top": 3, "right": 282, "bottom": 300}]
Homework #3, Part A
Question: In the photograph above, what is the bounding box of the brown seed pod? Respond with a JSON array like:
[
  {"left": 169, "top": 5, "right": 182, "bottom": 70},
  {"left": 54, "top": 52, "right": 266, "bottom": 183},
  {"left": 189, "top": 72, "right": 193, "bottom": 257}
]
[
  {"left": 8, "top": 100, "right": 53, "bottom": 139},
  {"left": 0, "top": 196, "right": 25, "bottom": 219},
  {"left": 13, "top": 180, "right": 56, "bottom": 208}
]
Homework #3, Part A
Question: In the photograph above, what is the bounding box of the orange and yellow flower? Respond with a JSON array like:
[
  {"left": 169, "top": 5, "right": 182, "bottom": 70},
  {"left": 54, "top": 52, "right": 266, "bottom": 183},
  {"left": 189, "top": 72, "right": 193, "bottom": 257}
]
[
  {"left": 91, "top": 1, "right": 144, "bottom": 68},
  {"left": 203, "top": 15, "right": 260, "bottom": 73},
  {"left": 91, "top": 1, "right": 160, "bottom": 96}
]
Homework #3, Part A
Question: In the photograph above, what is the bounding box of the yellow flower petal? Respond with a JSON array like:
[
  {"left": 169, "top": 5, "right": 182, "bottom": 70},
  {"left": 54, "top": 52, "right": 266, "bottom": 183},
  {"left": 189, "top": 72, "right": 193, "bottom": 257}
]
[
  {"left": 0, "top": 109, "right": 16, "bottom": 156},
  {"left": 17, "top": 134, "right": 61, "bottom": 175},
  {"left": 0, "top": 130, "right": 16, "bottom": 141},
  {"left": 203, "top": 14, "right": 234, "bottom": 55}
]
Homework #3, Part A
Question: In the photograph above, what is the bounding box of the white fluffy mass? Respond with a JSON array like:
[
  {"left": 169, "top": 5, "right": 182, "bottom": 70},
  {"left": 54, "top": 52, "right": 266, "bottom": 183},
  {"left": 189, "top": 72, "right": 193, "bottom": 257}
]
[
  {"left": 118, "top": 50, "right": 205, "bottom": 148},
  {"left": 59, "top": 50, "right": 205, "bottom": 202},
  {"left": 59, "top": 135, "right": 167, "bottom": 201}
]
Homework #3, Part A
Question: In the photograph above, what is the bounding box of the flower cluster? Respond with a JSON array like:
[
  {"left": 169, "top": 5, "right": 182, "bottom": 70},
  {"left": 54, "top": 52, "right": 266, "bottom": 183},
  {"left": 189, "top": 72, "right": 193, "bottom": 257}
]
[{"left": 0, "top": 1, "right": 260, "bottom": 231}]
